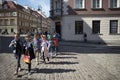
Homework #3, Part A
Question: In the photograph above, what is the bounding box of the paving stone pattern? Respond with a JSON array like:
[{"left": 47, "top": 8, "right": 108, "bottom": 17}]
[{"left": 0, "top": 43, "right": 120, "bottom": 80}]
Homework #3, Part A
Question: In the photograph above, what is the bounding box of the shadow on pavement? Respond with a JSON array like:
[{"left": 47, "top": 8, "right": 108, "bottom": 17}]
[
  {"left": 55, "top": 56, "right": 77, "bottom": 59},
  {"left": 58, "top": 45, "right": 120, "bottom": 54},
  {"left": 32, "top": 68, "right": 76, "bottom": 74},
  {"left": 48, "top": 61, "right": 78, "bottom": 65},
  {"left": 58, "top": 52, "right": 78, "bottom": 55}
]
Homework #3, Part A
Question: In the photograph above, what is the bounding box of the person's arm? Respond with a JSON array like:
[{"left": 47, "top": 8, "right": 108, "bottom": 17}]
[
  {"left": 47, "top": 41, "right": 51, "bottom": 50},
  {"left": 9, "top": 40, "right": 14, "bottom": 48}
]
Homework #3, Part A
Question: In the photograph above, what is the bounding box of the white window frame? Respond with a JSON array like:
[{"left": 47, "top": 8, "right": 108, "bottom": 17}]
[
  {"left": 109, "top": 0, "right": 120, "bottom": 8},
  {"left": 0, "top": 5, "right": 2, "bottom": 9},
  {"left": 4, "top": 4, "right": 8, "bottom": 9},
  {"left": 0, "top": 19, "right": 2, "bottom": 25},
  {"left": 74, "top": 0, "right": 85, "bottom": 9},
  {"left": 110, "top": 20, "right": 118, "bottom": 34},
  {"left": 91, "top": 0, "right": 102, "bottom": 9}
]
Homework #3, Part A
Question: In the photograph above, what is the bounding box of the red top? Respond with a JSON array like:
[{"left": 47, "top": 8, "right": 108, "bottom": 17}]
[{"left": 52, "top": 38, "right": 58, "bottom": 46}]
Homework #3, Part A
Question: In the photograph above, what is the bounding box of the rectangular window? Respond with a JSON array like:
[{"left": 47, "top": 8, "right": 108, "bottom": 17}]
[
  {"left": 0, "top": 13, "right": 1, "bottom": 16},
  {"left": 0, "top": 29, "right": 1, "bottom": 33},
  {"left": 75, "top": 0, "right": 85, "bottom": 9},
  {"left": 0, "top": 19, "right": 3, "bottom": 25},
  {"left": 5, "top": 19, "right": 9, "bottom": 25},
  {"left": 0, "top": 5, "right": 2, "bottom": 9},
  {"left": 11, "top": 28, "right": 14, "bottom": 33},
  {"left": 92, "top": 20, "right": 100, "bottom": 34},
  {"left": 55, "top": 0, "right": 61, "bottom": 9},
  {"left": 110, "top": 0, "right": 120, "bottom": 8},
  {"left": 10, "top": 19, "right": 15, "bottom": 25},
  {"left": 75, "top": 21, "right": 83, "bottom": 34},
  {"left": 110, "top": 20, "right": 118, "bottom": 34},
  {"left": 4, "top": 5, "right": 8, "bottom": 9},
  {"left": 92, "top": 0, "right": 102, "bottom": 8},
  {"left": 4, "top": 13, "right": 8, "bottom": 16},
  {"left": 11, "top": 12, "right": 17, "bottom": 16}
]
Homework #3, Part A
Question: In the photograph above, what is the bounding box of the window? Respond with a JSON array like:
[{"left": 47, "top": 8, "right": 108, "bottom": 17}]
[
  {"left": 110, "top": 20, "right": 118, "bottom": 34},
  {"left": 0, "top": 5, "right": 2, "bottom": 9},
  {"left": 55, "top": 0, "right": 61, "bottom": 9},
  {"left": 4, "top": 4, "right": 8, "bottom": 9},
  {"left": 10, "top": 12, "right": 17, "bottom": 16},
  {"left": 92, "top": 0, "right": 102, "bottom": 8},
  {"left": 75, "top": 21, "right": 83, "bottom": 34},
  {"left": 4, "top": 19, "right": 9, "bottom": 25},
  {"left": 21, "top": 21, "right": 22, "bottom": 26},
  {"left": 10, "top": 12, "right": 13, "bottom": 16},
  {"left": 0, "top": 19, "right": 3, "bottom": 25},
  {"left": 10, "top": 19, "right": 15, "bottom": 25},
  {"left": 11, "top": 28, "right": 14, "bottom": 33},
  {"left": 92, "top": 20, "right": 100, "bottom": 34},
  {"left": 75, "top": 0, "right": 85, "bottom": 9},
  {"left": 4, "top": 13, "right": 8, "bottom": 16},
  {"left": 0, "top": 29, "right": 1, "bottom": 33},
  {"left": 109, "top": 0, "right": 120, "bottom": 8}
]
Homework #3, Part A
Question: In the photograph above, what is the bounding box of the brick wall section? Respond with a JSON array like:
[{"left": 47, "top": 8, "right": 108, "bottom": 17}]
[{"left": 67, "top": 0, "right": 120, "bottom": 15}]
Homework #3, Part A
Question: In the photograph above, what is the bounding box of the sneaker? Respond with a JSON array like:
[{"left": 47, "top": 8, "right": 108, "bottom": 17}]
[
  {"left": 28, "top": 72, "right": 31, "bottom": 75},
  {"left": 36, "top": 62, "right": 39, "bottom": 65},
  {"left": 18, "top": 67, "right": 22, "bottom": 71},
  {"left": 26, "top": 71, "right": 29, "bottom": 74},
  {"left": 47, "top": 57, "right": 49, "bottom": 61},
  {"left": 14, "top": 72, "right": 18, "bottom": 75}
]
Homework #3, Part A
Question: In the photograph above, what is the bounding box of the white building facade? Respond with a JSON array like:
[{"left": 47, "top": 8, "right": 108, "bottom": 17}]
[{"left": 50, "top": 0, "right": 120, "bottom": 43}]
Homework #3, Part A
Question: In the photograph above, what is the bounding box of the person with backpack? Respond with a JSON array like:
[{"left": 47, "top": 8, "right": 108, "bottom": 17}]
[
  {"left": 9, "top": 33, "right": 23, "bottom": 76},
  {"left": 23, "top": 34, "right": 35, "bottom": 75}
]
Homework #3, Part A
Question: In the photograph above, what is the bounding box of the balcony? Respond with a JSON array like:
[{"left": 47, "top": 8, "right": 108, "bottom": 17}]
[{"left": 50, "top": 9, "right": 62, "bottom": 20}]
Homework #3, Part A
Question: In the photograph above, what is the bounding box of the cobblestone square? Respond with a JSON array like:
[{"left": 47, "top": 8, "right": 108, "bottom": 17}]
[{"left": 0, "top": 42, "right": 120, "bottom": 80}]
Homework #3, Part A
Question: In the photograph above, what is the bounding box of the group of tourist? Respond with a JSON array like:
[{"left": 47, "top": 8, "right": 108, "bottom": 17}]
[{"left": 9, "top": 32, "right": 60, "bottom": 77}]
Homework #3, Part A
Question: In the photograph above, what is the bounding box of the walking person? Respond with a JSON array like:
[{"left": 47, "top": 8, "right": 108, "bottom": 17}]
[
  {"left": 52, "top": 36, "right": 59, "bottom": 56},
  {"left": 9, "top": 33, "right": 23, "bottom": 76},
  {"left": 48, "top": 35, "right": 54, "bottom": 58},
  {"left": 83, "top": 32, "right": 87, "bottom": 42},
  {"left": 33, "top": 33, "right": 41, "bottom": 65},
  {"left": 41, "top": 35, "right": 50, "bottom": 63},
  {"left": 23, "top": 34, "right": 35, "bottom": 75}
]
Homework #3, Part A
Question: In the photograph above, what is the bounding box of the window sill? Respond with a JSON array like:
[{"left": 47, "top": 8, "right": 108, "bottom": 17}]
[
  {"left": 92, "top": 33, "right": 103, "bottom": 35},
  {"left": 91, "top": 8, "right": 104, "bottom": 11},
  {"left": 75, "top": 33, "right": 83, "bottom": 35},
  {"left": 109, "top": 8, "right": 120, "bottom": 10},
  {"left": 74, "top": 8, "right": 86, "bottom": 11},
  {"left": 109, "top": 33, "right": 120, "bottom": 35}
]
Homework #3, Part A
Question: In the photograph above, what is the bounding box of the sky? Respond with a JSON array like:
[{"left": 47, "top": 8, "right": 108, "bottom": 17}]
[{"left": 16, "top": 0, "right": 50, "bottom": 17}]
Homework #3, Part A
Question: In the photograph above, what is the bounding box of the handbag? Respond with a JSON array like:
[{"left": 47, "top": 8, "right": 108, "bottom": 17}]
[{"left": 23, "top": 50, "right": 30, "bottom": 63}]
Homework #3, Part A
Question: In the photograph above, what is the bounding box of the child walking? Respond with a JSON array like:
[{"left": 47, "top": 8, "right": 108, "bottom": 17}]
[
  {"left": 23, "top": 34, "right": 35, "bottom": 75},
  {"left": 41, "top": 35, "right": 50, "bottom": 63},
  {"left": 9, "top": 33, "right": 23, "bottom": 76}
]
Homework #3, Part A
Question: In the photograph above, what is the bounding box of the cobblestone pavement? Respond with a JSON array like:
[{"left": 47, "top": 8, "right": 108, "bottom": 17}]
[{"left": 0, "top": 44, "right": 120, "bottom": 80}]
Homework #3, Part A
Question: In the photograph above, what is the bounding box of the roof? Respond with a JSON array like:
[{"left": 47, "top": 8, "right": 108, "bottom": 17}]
[
  {"left": 1, "top": 1, "right": 46, "bottom": 18},
  {"left": 2, "top": 1, "right": 24, "bottom": 10}
]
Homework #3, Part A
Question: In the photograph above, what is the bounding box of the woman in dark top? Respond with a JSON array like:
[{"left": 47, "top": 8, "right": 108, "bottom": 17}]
[
  {"left": 23, "top": 34, "right": 35, "bottom": 75},
  {"left": 9, "top": 33, "right": 23, "bottom": 76}
]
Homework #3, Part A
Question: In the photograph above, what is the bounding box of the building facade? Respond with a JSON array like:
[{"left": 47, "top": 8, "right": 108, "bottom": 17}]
[
  {"left": 0, "top": 1, "right": 50, "bottom": 34},
  {"left": 50, "top": 0, "right": 120, "bottom": 43}
]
